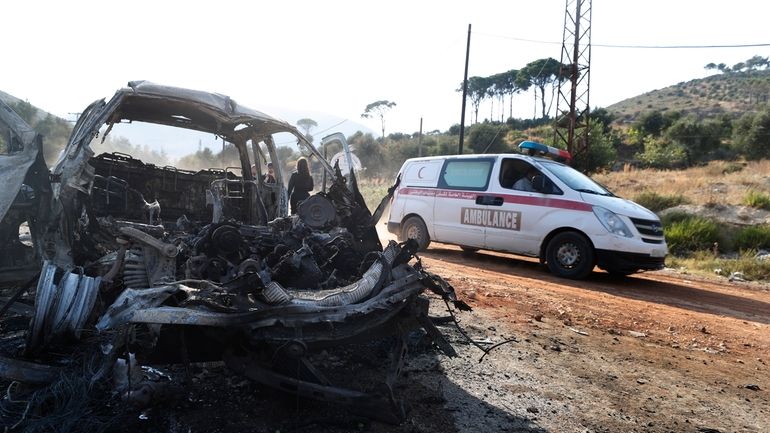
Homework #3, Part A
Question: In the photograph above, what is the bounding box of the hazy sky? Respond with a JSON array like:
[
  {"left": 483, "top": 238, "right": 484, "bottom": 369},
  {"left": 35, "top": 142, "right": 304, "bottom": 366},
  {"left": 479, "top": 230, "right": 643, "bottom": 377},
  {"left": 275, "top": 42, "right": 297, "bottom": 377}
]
[{"left": 3, "top": 0, "right": 768, "bottom": 141}]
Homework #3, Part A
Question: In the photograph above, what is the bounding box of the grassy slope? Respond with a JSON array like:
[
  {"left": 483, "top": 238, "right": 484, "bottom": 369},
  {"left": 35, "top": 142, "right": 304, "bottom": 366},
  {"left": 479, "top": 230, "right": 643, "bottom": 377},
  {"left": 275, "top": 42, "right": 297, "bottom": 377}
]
[
  {"left": 593, "top": 159, "right": 770, "bottom": 208},
  {"left": 607, "top": 70, "right": 770, "bottom": 123}
]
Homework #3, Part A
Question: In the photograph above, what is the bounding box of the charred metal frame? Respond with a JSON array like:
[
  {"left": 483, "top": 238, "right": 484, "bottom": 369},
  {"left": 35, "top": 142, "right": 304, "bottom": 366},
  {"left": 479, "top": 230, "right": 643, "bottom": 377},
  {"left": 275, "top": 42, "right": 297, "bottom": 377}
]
[{"left": 0, "top": 82, "right": 464, "bottom": 425}]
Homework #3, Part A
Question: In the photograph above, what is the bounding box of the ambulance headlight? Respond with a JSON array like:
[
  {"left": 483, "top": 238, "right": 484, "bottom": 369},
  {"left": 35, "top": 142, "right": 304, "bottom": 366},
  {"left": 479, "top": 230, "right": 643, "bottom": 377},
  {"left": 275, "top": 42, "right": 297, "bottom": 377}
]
[{"left": 593, "top": 206, "right": 633, "bottom": 238}]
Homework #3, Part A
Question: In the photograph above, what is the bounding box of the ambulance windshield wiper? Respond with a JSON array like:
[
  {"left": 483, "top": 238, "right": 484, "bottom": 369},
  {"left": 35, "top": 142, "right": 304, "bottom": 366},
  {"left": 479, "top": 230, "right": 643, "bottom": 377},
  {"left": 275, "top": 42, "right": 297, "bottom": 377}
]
[{"left": 574, "top": 188, "right": 612, "bottom": 196}]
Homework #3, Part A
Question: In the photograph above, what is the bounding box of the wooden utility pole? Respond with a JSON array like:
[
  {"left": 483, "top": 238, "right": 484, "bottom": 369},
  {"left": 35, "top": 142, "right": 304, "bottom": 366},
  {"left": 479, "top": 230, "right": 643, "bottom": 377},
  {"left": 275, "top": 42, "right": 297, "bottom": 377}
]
[
  {"left": 458, "top": 24, "right": 471, "bottom": 155},
  {"left": 418, "top": 117, "right": 423, "bottom": 157}
]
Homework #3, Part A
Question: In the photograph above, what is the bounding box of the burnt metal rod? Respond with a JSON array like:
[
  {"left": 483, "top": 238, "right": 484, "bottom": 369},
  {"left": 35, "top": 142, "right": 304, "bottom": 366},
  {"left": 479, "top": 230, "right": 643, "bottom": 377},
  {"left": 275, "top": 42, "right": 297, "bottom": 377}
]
[{"left": 0, "top": 272, "right": 41, "bottom": 319}]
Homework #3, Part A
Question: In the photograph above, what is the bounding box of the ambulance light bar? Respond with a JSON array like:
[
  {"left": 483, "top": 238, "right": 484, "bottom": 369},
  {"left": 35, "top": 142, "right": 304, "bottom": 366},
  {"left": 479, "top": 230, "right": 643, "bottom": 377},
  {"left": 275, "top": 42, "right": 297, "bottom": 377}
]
[{"left": 518, "top": 141, "right": 572, "bottom": 163}]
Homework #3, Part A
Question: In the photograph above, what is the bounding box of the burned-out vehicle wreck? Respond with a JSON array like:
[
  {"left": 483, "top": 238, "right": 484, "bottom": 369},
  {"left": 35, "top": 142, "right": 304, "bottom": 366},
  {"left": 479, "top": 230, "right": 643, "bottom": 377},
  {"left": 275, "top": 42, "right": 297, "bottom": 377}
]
[{"left": 0, "top": 82, "right": 466, "bottom": 427}]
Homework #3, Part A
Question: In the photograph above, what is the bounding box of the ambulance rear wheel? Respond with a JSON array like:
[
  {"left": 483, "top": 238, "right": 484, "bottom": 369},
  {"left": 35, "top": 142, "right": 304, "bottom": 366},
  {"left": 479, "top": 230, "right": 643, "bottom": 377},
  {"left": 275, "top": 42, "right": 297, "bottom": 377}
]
[
  {"left": 545, "top": 232, "right": 595, "bottom": 279},
  {"left": 402, "top": 216, "right": 430, "bottom": 251}
]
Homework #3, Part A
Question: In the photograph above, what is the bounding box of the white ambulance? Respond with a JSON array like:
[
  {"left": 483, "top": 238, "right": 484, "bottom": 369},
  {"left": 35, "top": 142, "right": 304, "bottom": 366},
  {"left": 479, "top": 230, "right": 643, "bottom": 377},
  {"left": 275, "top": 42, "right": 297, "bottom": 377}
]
[{"left": 386, "top": 141, "right": 667, "bottom": 279}]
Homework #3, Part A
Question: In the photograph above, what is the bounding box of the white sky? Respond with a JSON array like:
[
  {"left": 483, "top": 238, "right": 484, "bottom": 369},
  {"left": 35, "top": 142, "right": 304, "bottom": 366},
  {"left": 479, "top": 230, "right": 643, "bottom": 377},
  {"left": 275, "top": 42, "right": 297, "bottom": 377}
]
[{"left": 2, "top": 0, "right": 768, "bottom": 142}]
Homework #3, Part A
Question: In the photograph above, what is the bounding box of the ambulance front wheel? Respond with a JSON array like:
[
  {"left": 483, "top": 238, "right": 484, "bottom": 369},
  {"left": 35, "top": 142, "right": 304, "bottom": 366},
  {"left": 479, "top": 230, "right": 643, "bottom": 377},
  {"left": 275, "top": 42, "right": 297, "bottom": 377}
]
[
  {"left": 402, "top": 216, "right": 431, "bottom": 251},
  {"left": 545, "top": 231, "right": 595, "bottom": 279}
]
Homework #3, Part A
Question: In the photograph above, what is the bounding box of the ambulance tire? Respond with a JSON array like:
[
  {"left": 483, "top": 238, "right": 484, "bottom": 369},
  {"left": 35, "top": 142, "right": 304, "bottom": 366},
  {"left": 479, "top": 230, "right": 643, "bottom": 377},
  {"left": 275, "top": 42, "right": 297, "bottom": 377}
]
[
  {"left": 402, "top": 216, "right": 431, "bottom": 251},
  {"left": 545, "top": 231, "right": 595, "bottom": 279}
]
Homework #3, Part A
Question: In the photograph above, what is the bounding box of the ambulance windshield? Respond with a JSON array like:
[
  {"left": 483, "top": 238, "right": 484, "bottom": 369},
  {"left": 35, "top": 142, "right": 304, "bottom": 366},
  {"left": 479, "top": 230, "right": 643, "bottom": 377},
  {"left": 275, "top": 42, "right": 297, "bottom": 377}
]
[{"left": 539, "top": 161, "right": 612, "bottom": 196}]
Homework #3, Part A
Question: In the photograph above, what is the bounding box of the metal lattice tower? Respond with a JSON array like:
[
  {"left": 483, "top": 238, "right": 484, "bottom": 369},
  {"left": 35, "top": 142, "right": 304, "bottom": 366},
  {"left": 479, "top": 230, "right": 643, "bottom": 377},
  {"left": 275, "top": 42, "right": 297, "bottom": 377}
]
[{"left": 554, "top": 0, "right": 592, "bottom": 162}]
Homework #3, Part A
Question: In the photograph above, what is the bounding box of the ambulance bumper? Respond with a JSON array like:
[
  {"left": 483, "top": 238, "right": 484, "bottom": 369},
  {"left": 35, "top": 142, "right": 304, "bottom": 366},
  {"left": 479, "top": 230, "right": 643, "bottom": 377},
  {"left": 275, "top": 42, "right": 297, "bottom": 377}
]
[{"left": 595, "top": 249, "right": 666, "bottom": 274}]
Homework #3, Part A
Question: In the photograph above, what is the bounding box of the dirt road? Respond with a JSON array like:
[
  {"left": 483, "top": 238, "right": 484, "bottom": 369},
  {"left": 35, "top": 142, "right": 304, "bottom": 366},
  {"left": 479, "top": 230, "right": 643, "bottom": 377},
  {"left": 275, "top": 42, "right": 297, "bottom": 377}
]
[{"left": 416, "top": 244, "right": 770, "bottom": 433}]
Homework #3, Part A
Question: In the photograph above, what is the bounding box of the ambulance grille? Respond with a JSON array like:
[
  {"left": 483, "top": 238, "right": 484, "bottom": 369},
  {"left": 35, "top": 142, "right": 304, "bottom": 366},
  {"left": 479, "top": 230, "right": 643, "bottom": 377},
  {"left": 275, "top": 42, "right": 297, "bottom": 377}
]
[
  {"left": 642, "top": 238, "right": 664, "bottom": 244},
  {"left": 630, "top": 217, "right": 664, "bottom": 237}
]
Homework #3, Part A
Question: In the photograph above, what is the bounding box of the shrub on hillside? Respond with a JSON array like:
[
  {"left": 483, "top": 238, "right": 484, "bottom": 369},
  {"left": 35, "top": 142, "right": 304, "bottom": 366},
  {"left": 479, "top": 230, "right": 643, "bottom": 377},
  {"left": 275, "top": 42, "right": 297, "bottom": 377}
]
[
  {"left": 633, "top": 192, "right": 689, "bottom": 212},
  {"left": 635, "top": 136, "right": 688, "bottom": 169},
  {"left": 733, "top": 225, "right": 770, "bottom": 251},
  {"left": 570, "top": 120, "right": 618, "bottom": 174},
  {"left": 733, "top": 108, "right": 770, "bottom": 160},
  {"left": 467, "top": 123, "right": 510, "bottom": 153},
  {"left": 664, "top": 216, "right": 723, "bottom": 256},
  {"left": 664, "top": 117, "right": 726, "bottom": 163},
  {"left": 744, "top": 190, "right": 770, "bottom": 210}
]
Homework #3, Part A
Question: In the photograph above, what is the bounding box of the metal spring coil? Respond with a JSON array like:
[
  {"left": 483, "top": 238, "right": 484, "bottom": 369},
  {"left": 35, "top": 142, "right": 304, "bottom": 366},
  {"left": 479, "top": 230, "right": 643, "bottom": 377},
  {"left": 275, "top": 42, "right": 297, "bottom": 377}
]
[{"left": 123, "top": 246, "right": 149, "bottom": 288}]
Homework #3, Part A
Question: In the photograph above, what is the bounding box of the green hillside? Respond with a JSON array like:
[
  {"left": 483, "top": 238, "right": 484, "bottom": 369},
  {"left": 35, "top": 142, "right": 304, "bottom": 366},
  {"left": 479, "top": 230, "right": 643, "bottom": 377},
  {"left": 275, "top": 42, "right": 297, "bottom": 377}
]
[{"left": 607, "top": 69, "right": 770, "bottom": 123}]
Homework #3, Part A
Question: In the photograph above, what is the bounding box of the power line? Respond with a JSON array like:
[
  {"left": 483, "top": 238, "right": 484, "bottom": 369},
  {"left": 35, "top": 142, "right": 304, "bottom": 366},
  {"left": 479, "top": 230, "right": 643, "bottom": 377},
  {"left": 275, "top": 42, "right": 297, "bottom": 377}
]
[{"left": 474, "top": 31, "right": 770, "bottom": 49}]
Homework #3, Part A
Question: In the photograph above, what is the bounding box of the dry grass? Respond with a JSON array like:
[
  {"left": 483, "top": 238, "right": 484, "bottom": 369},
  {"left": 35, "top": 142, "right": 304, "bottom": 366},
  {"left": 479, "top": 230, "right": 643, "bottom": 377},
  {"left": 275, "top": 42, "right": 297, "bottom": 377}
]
[{"left": 593, "top": 160, "right": 770, "bottom": 207}]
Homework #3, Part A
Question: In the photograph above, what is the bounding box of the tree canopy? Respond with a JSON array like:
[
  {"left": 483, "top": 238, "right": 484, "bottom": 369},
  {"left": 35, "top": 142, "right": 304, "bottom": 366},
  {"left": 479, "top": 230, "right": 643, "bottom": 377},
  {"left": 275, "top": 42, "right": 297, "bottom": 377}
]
[
  {"left": 361, "top": 100, "right": 396, "bottom": 141},
  {"left": 296, "top": 118, "right": 318, "bottom": 143}
]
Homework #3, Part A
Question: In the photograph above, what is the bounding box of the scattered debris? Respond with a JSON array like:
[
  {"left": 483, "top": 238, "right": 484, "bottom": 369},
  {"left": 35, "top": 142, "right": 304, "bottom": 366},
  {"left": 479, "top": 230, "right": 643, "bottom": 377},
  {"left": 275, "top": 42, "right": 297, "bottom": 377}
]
[
  {"left": 567, "top": 327, "right": 589, "bottom": 336},
  {"left": 0, "top": 83, "right": 467, "bottom": 426},
  {"left": 745, "top": 384, "right": 761, "bottom": 391},
  {"left": 628, "top": 331, "right": 647, "bottom": 338}
]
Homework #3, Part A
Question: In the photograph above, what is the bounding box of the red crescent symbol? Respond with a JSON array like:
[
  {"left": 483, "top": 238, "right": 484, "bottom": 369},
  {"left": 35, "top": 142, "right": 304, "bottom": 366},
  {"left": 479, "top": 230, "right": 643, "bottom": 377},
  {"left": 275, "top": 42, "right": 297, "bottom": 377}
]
[{"left": 417, "top": 167, "right": 425, "bottom": 179}]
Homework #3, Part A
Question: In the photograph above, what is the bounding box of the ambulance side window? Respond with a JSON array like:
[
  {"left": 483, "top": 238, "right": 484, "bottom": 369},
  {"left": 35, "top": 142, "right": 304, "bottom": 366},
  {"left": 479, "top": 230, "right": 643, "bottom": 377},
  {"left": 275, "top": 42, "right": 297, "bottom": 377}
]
[
  {"left": 438, "top": 158, "right": 494, "bottom": 191},
  {"left": 499, "top": 158, "right": 562, "bottom": 195}
]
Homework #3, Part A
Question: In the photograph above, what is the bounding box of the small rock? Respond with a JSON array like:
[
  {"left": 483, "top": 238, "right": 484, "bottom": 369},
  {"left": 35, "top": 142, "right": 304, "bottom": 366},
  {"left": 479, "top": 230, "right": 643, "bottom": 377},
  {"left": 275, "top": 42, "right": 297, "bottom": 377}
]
[
  {"left": 700, "top": 326, "right": 709, "bottom": 334},
  {"left": 628, "top": 331, "right": 647, "bottom": 338},
  {"left": 533, "top": 314, "right": 543, "bottom": 322},
  {"left": 667, "top": 326, "right": 676, "bottom": 332},
  {"left": 728, "top": 272, "right": 747, "bottom": 282},
  {"left": 637, "top": 378, "right": 648, "bottom": 384},
  {"left": 526, "top": 407, "right": 539, "bottom": 414},
  {"left": 550, "top": 345, "right": 562, "bottom": 352},
  {"left": 745, "top": 384, "right": 761, "bottom": 391}
]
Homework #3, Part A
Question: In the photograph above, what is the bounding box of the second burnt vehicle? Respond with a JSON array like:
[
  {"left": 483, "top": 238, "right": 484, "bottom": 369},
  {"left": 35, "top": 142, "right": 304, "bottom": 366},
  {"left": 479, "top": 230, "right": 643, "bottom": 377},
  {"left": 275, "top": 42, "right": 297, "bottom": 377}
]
[{"left": 0, "top": 82, "right": 465, "bottom": 424}]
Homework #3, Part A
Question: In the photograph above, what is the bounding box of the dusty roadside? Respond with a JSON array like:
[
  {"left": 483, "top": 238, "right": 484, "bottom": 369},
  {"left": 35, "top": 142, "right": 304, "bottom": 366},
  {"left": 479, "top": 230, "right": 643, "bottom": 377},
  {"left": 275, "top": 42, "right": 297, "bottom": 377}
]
[{"left": 420, "top": 245, "right": 769, "bottom": 433}]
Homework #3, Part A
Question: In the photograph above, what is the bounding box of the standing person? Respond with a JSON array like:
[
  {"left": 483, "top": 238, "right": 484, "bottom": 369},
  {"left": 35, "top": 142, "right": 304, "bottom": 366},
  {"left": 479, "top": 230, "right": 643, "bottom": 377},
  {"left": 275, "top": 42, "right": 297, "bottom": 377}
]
[
  {"left": 287, "top": 157, "right": 313, "bottom": 214},
  {"left": 263, "top": 162, "right": 276, "bottom": 184}
]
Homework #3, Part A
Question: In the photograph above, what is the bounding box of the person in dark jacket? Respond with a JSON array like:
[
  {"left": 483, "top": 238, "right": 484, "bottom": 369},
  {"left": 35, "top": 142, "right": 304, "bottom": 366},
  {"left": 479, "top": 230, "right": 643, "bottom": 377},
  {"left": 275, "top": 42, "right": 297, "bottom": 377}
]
[{"left": 287, "top": 157, "right": 313, "bottom": 214}]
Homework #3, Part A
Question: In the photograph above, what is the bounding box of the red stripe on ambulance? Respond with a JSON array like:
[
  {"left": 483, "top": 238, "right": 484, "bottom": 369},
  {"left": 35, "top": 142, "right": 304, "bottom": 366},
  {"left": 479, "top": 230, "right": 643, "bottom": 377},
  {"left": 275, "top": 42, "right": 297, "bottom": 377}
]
[{"left": 398, "top": 187, "right": 592, "bottom": 212}]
